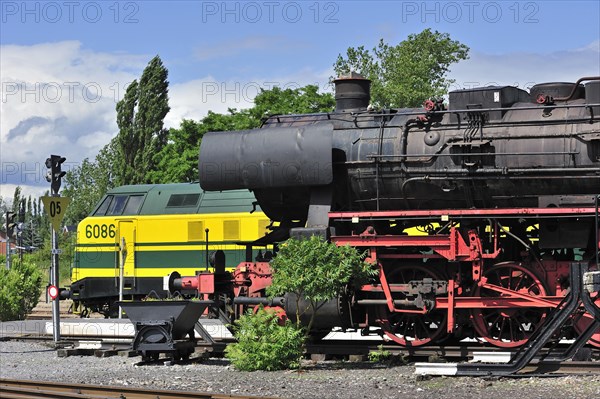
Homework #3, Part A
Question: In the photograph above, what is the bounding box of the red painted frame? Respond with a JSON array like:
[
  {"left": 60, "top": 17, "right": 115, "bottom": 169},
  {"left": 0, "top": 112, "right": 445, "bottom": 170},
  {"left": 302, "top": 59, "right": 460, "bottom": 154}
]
[
  {"left": 329, "top": 207, "right": 598, "bottom": 219},
  {"left": 330, "top": 206, "right": 599, "bottom": 334}
]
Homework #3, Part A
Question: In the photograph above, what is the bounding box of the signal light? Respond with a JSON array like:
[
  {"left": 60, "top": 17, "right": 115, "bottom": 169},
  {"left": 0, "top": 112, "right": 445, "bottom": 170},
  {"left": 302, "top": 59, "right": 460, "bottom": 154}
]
[
  {"left": 5, "top": 211, "right": 17, "bottom": 237},
  {"left": 45, "top": 155, "right": 67, "bottom": 195}
]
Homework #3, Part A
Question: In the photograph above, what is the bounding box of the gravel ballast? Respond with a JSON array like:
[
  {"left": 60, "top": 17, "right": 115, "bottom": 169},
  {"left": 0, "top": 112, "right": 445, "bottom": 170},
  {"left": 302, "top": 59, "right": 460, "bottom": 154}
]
[{"left": 1, "top": 340, "right": 599, "bottom": 399}]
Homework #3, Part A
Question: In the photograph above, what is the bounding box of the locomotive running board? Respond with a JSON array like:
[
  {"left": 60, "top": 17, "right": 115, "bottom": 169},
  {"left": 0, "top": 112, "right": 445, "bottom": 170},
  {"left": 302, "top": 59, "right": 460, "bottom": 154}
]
[{"left": 415, "top": 262, "right": 600, "bottom": 376}]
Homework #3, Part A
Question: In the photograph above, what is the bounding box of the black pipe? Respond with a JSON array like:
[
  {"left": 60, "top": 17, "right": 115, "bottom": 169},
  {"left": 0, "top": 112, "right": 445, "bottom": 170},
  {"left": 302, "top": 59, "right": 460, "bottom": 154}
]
[
  {"left": 347, "top": 165, "right": 600, "bottom": 175},
  {"left": 543, "top": 319, "right": 600, "bottom": 362},
  {"left": 594, "top": 195, "right": 600, "bottom": 270},
  {"left": 355, "top": 299, "right": 434, "bottom": 310},
  {"left": 399, "top": 119, "right": 419, "bottom": 165},
  {"left": 544, "top": 263, "right": 600, "bottom": 361},
  {"left": 266, "top": 101, "right": 599, "bottom": 122},
  {"left": 368, "top": 151, "right": 580, "bottom": 158},
  {"left": 233, "top": 297, "right": 285, "bottom": 307},
  {"left": 554, "top": 77, "right": 600, "bottom": 102}
]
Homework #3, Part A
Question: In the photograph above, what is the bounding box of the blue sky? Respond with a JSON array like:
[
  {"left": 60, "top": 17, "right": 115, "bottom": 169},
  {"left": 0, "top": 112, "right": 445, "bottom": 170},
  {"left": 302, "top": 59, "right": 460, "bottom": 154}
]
[{"left": 1, "top": 0, "right": 599, "bottom": 200}]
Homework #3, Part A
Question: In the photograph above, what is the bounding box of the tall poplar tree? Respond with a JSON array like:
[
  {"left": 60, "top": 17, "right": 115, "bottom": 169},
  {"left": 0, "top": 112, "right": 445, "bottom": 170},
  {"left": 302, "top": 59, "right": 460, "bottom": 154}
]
[
  {"left": 115, "top": 56, "right": 170, "bottom": 185},
  {"left": 116, "top": 80, "right": 138, "bottom": 185}
]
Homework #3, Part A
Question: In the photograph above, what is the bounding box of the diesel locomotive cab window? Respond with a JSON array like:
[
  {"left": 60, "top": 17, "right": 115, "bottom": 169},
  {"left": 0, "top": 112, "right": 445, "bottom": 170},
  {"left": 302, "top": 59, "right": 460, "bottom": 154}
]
[
  {"left": 123, "top": 195, "right": 144, "bottom": 215},
  {"left": 93, "top": 195, "right": 113, "bottom": 216},
  {"left": 106, "top": 195, "right": 128, "bottom": 215},
  {"left": 93, "top": 194, "right": 144, "bottom": 216}
]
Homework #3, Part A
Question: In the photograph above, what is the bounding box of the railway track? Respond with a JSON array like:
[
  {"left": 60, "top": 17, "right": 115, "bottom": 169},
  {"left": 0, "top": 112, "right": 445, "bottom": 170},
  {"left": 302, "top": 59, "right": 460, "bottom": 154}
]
[
  {"left": 306, "top": 340, "right": 600, "bottom": 360},
  {"left": 520, "top": 360, "right": 600, "bottom": 375},
  {"left": 2, "top": 322, "right": 598, "bottom": 375},
  {"left": 2, "top": 329, "right": 599, "bottom": 363},
  {"left": 0, "top": 378, "right": 276, "bottom": 399},
  {"left": 26, "top": 298, "right": 80, "bottom": 320}
]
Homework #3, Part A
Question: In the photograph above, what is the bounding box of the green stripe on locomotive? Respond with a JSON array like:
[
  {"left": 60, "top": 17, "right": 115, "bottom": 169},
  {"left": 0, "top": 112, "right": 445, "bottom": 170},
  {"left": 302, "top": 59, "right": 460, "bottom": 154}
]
[{"left": 75, "top": 247, "right": 250, "bottom": 269}]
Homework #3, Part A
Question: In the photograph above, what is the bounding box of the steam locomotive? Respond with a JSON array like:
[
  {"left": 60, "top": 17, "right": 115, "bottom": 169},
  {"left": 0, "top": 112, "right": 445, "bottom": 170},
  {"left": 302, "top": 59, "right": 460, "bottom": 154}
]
[{"left": 189, "top": 74, "right": 600, "bottom": 349}]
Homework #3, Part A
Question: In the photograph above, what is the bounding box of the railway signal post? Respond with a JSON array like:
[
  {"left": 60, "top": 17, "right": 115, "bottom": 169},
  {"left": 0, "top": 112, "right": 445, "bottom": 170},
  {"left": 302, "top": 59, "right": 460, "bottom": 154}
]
[{"left": 42, "top": 155, "right": 69, "bottom": 343}]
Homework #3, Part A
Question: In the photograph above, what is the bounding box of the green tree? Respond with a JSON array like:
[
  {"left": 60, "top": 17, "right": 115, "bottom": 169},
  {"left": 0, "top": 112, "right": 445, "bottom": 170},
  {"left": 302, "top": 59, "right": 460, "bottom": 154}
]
[
  {"left": 150, "top": 112, "right": 250, "bottom": 184},
  {"left": 267, "top": 236, "right": 376, "bottom": 332},
  {"left": 116, "top": 55, "right": 170, "bottom": 185},
  {"left": 334, "top": 29, "right": 469, "bottom": 108},
  {"left": 0, "top": 258, "right": 43, "bottom": 321},
  {"left": 0, "top": 196, "right": 8, "bottom": 236},
  {"left": 250, "top": 85, "right": 335, "bottom": 119},
  {"left": 11, "top": 186, "right": 22, "bottom": 215},
  {"left": 116, "top": 79, "right": 139, "bottom": 185},
  {"left": 63, "top": 159, "right": 105, "bottom": 225},
  {"left": 36, "top": 194, "right": 51, "bottom": 243},
  {"left": 202, "top": 108, "right": 257, "bottom": 131},
  {"left": 62, "top": 139, "right": 118, "bottom": 225}
]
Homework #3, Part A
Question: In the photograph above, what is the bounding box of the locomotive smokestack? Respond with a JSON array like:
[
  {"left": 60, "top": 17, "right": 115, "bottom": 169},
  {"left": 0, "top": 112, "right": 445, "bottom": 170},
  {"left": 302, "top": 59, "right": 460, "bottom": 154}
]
[{"left": 333, "top": 72, "right": 371, "bottom": 113}]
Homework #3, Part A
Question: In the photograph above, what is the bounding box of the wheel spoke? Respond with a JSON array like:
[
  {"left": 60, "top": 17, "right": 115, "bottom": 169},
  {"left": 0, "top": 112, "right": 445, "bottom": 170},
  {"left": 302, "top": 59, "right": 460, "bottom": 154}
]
[
  {"left": 494, "top": 270, "right": 502, "bottom": 287},
  {"left": 417, "top": 317, "right": 431, "bottom": 339},
  {"left": 513, "top": 314, "right": 527, "bottom": 333},
  {"left": 498, "top": 317, "right": 506, "bottom": 340},
  {"left": 514, "top": 272, "right": 525, "bottom": 291},
  {"left": 508, "top": 318, "right": 516, "bottom": 341}
]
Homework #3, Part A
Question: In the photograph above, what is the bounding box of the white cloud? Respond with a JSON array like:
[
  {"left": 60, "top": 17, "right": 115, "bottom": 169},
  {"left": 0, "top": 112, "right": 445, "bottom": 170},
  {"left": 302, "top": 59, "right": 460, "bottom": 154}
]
[
  {"left": 0, "top": 184, "right": 48, "bottom": 204},
  {"left": 448, "top": 40, "right": 600, "bottom": 90},
  {"left": 165, "top": 77, "right": 253, "bottom": 127},
  {"left": 1, "top": 41, "right": 147, "bottom": 194}
]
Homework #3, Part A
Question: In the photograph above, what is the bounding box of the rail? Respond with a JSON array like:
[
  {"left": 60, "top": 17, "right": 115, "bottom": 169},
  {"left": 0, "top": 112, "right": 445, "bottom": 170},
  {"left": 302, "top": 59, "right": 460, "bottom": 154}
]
[{"left": 0, "top": 378, "right": 276, "bottom": 399}]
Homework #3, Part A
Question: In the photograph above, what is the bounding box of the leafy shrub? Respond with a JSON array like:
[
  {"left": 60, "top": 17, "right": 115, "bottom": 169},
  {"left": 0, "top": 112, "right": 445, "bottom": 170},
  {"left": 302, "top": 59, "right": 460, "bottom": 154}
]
[
  {"left": 225, "top": 307, "right": 305, "bottom": 371},
  {"left": 267, "top": 236, "right": 377, "bottom": 329},
  {"left": 0, "top": 259, "right": 43, "bottom": 321}
]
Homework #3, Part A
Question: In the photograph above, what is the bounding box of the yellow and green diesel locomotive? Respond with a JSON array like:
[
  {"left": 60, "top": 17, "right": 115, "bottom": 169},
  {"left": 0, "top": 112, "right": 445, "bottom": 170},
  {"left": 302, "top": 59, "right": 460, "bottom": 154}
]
[{"left": 69, "top": 183, "right": 271, "bottom": 317}]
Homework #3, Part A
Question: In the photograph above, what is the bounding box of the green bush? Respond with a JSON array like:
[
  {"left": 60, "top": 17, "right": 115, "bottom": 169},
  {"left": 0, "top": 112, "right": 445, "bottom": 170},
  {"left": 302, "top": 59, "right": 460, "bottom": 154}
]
[
  {"left": 225, "top": 307, "right": 305, "bottom": 371},
  {"left": 267, "top": 236, "right": 377, "bottom": 330},
  {"left": 0, "top": 259, "right": 43, "bottom": 321}
]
